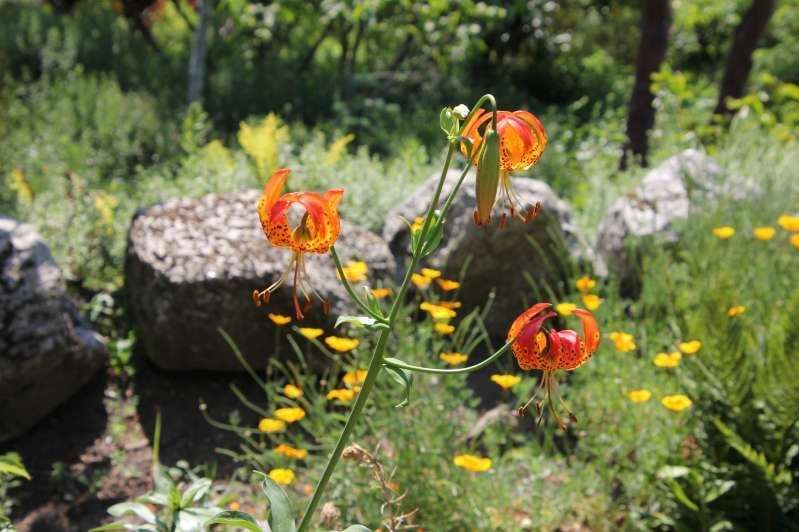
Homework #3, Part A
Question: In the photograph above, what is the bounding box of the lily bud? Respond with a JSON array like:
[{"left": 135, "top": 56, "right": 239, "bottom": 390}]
[{"left": 474, "top": 128, "right": 501, "bottom": 226}]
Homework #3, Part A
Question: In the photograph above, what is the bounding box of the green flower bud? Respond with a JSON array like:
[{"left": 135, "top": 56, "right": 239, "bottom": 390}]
[{"left": 474, "top": 128, "right": 500, "bottom": 226}]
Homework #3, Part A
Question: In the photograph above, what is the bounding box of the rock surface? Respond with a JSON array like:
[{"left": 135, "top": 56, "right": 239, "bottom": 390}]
[
  {"left": 595, "top": 149, "right": 748, "bottom": 286},
  {"left": 383, "top": 169, "right": 588, "bottom": 336},
  {"left": 0, "top": 217, "right": 105, "bottom": 442},
  {"left": 125, "top": 189, "right": 396, "bottom": 371}
]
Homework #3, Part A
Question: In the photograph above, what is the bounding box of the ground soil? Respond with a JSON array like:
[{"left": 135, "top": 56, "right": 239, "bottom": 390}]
[{"left": 2, "top": 351, "right": 263, "bottom": 531}]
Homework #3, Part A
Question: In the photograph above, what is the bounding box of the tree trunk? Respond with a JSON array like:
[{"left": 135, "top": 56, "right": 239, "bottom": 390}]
[
  {"left": 713, "top": 0, "right": 776, "bottom": 118},
  {"left": 621, "top": 0, "right": 672, "bottom": 170},
  {"left": 187, "top": 0, "right": 212, "bottom": 104}
]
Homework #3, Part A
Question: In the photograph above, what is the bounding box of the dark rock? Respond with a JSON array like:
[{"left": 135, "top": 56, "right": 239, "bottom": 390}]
[
  {"left": 125, "top": 190, "right": 395, "bottom": 371},
  {"left": 382, "top": 169, "right": 589, "bottom": 336},
  {"left": 0, "top": 217, "right": 105, "bottom": 442}
]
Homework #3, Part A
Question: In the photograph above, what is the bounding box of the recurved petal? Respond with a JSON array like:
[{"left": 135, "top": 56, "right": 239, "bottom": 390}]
[
  {"left": 552, "top": 329, "right": 583, "bottom": 370},
  {"left": 573, "top": 308, "right": 600, "bottom": 355}
]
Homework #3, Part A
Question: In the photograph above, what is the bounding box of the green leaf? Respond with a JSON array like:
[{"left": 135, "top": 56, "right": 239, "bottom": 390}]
[
  {"left": 666, "top": 478, "right": 700, "bottom": 512},
  {"left": 383, "top": 365, "right": 413, "bottom": 408},
  {"left": 335, "top": 315, "right": 388, "bottom": 330},
  {"left": 259, "top": 472, "right": 296, "bottom": 532},
  {"left": 342, "top": 526, "right": 373, "bottom": 532},
  {"left": 439, "top": 107, "right": 458, "bottom": 137},
  {"left": 420, "top": 210, "right": 445, "bottom": 258},
  {"left": 180, "top": 478, "right": 211, "bottom": 507},
  {"left": 0, "top": 453, "right": 30, "bottom": 480},
  {"left": 657, "top": 465, "right": 691, "bottom": 479},
  {"left": 206, "top": 511, "right": 264, "bottom": 532},
  {"left": 108, "top": 502, "right": 157, "bottom": 524}
]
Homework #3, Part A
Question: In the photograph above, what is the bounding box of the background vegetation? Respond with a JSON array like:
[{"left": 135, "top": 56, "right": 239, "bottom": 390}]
[{"left": 0, "top": 0, "right": 797, "bottom": 530}]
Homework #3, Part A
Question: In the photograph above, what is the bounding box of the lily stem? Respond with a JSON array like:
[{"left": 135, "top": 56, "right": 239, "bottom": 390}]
[{"left": 297, "top": 142, "right": 458, "bottom": 531}]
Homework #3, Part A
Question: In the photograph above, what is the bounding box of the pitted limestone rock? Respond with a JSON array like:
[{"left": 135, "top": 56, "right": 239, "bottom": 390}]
[
  {"left": 125, "top": 189, "right": 395, "bottom": 371},
  {"left": 0, "top": 217, "right": 105, "bottom": 442},
  {"left": 382, "top": 169, "right": 589, "bottom": 336}
]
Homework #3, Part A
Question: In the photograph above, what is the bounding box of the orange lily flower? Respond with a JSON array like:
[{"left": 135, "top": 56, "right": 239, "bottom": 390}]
[
  {"left": 462, "top": 109, "right": 548, "bottom": 226},
  {"left": 253, "top": 168, "right": 344, "bottom": 319},
  {"left": 507, "top": 302, "right": 600, "bottom": 428}
]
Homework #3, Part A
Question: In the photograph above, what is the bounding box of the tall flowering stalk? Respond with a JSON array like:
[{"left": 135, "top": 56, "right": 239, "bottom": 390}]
[{"left": 214, "top": 95, "right": 596, "bottom": 532}]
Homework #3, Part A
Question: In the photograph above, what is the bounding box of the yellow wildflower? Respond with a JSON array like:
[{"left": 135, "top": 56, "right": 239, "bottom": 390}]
[
  {"left": 268, "top": 468, "right": 295, "bottom": 485},
  {"left": 678, "top": 340, "right": 702, "bottom": 355},
  {"left": 371, "top": 287, "right": 392, "bottom": 299},
  {"left": 661, "top": 394, "right": 693, "bottom": 412},
  {"left": 268, "top": 313, "right": 292, "bottom": 326},
  {"left": 325, "top": 133, "right": 355, "bottom": 165},
  {"left": 275, "top": 444, "right": 308, "bottom": 460},
  {"left": 490, "top": 374, "right": 521, "bottom": 389},
  {"left": 727, "top": 305, "right": 746, "bottom": 317},
  {"left": 653, "top": 352, "right": 682, "bottom": 368},
  {"left": 228, "top": 501, "right": 240, "bottom": 511},
  {"left": 555, "top": 302, "right": 577, "bottom": 316},
  {"left": 325, "top": 336, "right": 359, "bottom": 352},
  {"left": 609, "top": 332, "right": 636, "bottom": 353},
  {"left": 437, "top": 301, "right": 462, "bottom": 309},
  {"left": 410, "top": 217, "right": 425, "bottom": 234},
  {"left": 411, "top": 273, "right": 431, "bottom": 289},
  {"left": 627, "top": 389, "right": 652, "bottom": 403},
  {"left": 575, "top": 276, "right": 596, "bottom": 293},
  {"left": 712, "top": 226, "right": 735, "bottom": 239},
  {"left": 274, "top": 407, "right": 306, "bottom": 423},
  {"left": 435, "top": 322, "right": 455, "bottom": 335},
  {"left": 6, "top": 168, "right": 34, "bottom": 205},
  {"left": 420, "top": 301, "right": 457, "bottom": 320},
  {"left": 343, "top": 369, "right": 368, "bottom": 387},
  {"left": 440, "top": 352, "right": 468, "bottom": 365},
  {"left": 93, "top": 191, "right": 119, "bottom": 228},
  {"left": 437, "top": 278, "right": 461, "bottom": 291},
  {"left": 790, "top": 234, "right": 799, "bottom": 249},
  {"left": 283, "top": 384, "right": 303, "bottom": 399},
  {"left": 340, "top": 260, "right": 368, "bottom": 283},
  {"left": 258, "top": 418, "right": 286, "bottom": 433},
  {"left": 753, "top": 227, "right": 776, "bottom": 241},
  {"left": 777, "top": 214, "right": 799, "bottom": 232},
  {"left": 238, "top": 113, "right": 288, "bottom": 176},
  {"left": 297, "top": 327, "right": 324, "bottom": 340},
  {"left": 453, "top": 454, "right": 492, "bottom": 473},
  {"left": 581, "top": 294, "right": 603, "bottom": 311},
  {"left": 326, "top": 388, "right": 356, "bottom": 403},
  {"left": 421, "top": 267, "right": 442, "bottom": 279}
]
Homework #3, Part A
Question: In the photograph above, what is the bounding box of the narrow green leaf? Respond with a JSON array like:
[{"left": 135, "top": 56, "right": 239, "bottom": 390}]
[
  {"left": 206, "top": 511, "right": 264, "bottom": 532},
  {"left": 180, "top": 478, "right": 212, "bottom": 508},
  {"left": 258, "top": 472, "right": 296, "bottom": 532},
  {"left": 108, "top": 502, "right": 157, "bottom": 524},
  {"left": 383, "top": 365, "right": 413, "bottom": 408},
  {"left": 335, "top": 315, "right": 378, "bottom": 329},
  {"left": 0, "top": 453, "right": 30, "bottom": 480}
]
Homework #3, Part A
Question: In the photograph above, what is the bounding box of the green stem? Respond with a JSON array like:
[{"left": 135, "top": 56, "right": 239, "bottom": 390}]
[
  {"left": 330, "top": 246, "right": 385, "bottom": 321},
  {"left": 384, "top": 341, "right": 512, "bottom": 375},
  {"left": 297, "top": 142, "right": 459, "bottom": 531}
]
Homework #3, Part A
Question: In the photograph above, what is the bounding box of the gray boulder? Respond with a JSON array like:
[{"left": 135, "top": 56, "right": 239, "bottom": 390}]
[
  {"left": 382, "top": 169, "right": 588, "bottom": 336},
  {"left": 125, "top": 190, "right": 396, "bottom": 371},
  {"left": 595, "top": 149, "right": 750, "bottom": 285},
  {"left": 0, "top": 217, "right": 105, "bottom": 442}
]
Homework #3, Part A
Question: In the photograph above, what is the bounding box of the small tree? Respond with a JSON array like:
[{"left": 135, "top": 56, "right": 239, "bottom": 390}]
[
  {"left": 713, "top": 0, "right": 777, "bottom": 119},
  {"left": 620, "top": 0, "right": 672, "bottom": 170}
]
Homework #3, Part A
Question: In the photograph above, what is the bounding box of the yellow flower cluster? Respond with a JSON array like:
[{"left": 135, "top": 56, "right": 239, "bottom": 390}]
[
  {"left": 326, "top": 388, "right": 357, "bottom": 403},
  {"left": 626, "top": 390, "right": 693, "bottom": 412},
  {"left": 440, "top": 352, "right": 468, "bottom": 365},
  {"left": 453, "top": 453, "right": 492, "bottom": 472},
  {"left": 340, "top": 260, "right": 368, "bottom": 283},
  {"left": 268, "top": 468, "right": 295, "bottom": 485},
  {"left": 275, "top": 443, "right": 308, "bottom": 460},
  {"left": 653, "top": 351, "right": 682, "bottom": 368},
  {"left": 274, "top": 407, "right": 306, "bottom": 423},
  {"left": 283, "top": 384, "right": 303, "bottom": 399},
  {"left": 727, "top": 305, "right": 746, "bottom": 317},
  {"left": 490, "top": 374, "right": 521, "bottom": 389},
  {"left": 678, "top": 340, "right": 701, "bottom": 355},
  {"left": 420, "top": 301, "right": 457, "bottom": 320},
  {"left": 371, "top": 287, "right": 392, "bottom": 299},
  {"left": 297, "top": 327, "right": 324, "bottom": 340},
  {"left": 572, "top": 275, "right": 603, "bottom": 311},
  {"left": 325, "top": 336, "right": 359, "bottom": 352},
  {"left": 609, "top": 331, "right": 636, "bottom": 353},
  {"left": 714, "top": 216, "right": 799, "bottom": 248},
  {"left": 269, "top": 313, "right": 292, "bottom": 326}
]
